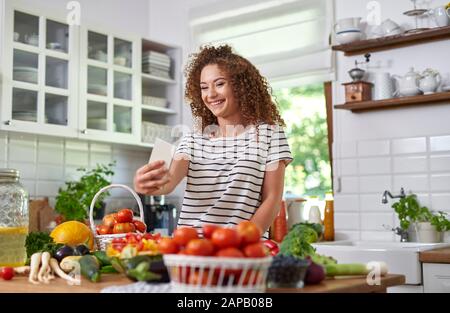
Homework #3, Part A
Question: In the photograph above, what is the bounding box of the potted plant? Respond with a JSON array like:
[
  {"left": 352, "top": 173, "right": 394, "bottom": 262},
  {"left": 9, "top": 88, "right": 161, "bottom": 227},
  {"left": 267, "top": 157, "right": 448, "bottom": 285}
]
[
  {"left": 430, "top": 211, "right": 450, "bottom": 243},
  {"left": 392, "top": 194, "right": 439, "bottom": 243},
  {"left": 55, "top": 162, "right": 115, "bottom": 222}
]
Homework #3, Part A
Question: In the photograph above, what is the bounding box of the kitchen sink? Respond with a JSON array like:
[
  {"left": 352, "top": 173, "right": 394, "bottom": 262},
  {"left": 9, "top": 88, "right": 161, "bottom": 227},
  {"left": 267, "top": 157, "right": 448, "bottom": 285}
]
[{"left": 312, "top": 240, "right": 450, "bottom": 285}]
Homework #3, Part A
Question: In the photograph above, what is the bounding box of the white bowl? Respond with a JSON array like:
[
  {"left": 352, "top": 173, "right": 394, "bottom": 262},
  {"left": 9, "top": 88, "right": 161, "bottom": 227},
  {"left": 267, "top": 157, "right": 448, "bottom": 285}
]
[{"left": 335, "top": 31, "right": 362, "bottom": 44}]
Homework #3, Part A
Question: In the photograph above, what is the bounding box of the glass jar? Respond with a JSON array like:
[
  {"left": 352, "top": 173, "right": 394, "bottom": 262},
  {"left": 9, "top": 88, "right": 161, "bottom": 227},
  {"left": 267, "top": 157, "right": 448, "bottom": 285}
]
[{"left": 0, "top": 169, "right": 29, "bottom": 266}]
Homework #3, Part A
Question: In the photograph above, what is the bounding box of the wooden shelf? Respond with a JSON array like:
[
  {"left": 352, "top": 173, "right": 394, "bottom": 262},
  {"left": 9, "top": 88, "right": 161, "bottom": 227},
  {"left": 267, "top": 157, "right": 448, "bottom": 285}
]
[
  {"left": 332, "top": 26, "right": 450, "bottom": 56},
  {"left": 334, "top": 91, "right": 450, "bottom": 112}
]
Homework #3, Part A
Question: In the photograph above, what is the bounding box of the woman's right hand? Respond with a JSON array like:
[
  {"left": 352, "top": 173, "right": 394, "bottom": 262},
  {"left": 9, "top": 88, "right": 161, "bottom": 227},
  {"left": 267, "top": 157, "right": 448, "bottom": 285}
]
[{"left": 133, "top": 160, "right": 171, "bottom": 195}]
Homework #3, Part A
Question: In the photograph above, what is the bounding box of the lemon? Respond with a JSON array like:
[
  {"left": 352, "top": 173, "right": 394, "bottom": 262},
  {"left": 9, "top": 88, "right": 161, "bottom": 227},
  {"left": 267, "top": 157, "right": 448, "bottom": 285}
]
[{"left": 50, "top": 221, "right": 94, "bottom": 250}]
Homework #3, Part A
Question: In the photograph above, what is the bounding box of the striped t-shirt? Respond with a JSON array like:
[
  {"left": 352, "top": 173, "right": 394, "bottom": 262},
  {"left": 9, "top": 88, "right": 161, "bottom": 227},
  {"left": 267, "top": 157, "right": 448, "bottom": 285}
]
[{"left": 174, "top": 123, "right": 293, "bottom": 234}]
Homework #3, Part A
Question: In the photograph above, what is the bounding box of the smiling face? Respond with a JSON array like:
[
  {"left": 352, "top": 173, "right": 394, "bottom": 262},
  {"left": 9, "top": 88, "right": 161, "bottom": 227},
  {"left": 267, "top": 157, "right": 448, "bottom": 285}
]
[{"left": 200, "top": 64, "right": 241, "bottom": 123}]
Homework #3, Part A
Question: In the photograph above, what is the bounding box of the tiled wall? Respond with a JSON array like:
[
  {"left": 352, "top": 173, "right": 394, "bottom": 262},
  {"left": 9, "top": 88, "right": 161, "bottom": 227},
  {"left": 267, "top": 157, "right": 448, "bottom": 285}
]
[
  {"left": 0, "top": 131, "right": 152, "bottom": 215},
  {"left": 333, "top": 135, "right": 450, "bottom": 241}
]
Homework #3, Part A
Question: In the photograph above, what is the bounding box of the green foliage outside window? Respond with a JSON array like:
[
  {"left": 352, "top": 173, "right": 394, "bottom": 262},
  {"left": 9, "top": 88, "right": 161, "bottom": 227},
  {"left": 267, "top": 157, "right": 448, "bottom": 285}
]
[{"left": 274, "top": 83, "right": 332, "bottom": 197}]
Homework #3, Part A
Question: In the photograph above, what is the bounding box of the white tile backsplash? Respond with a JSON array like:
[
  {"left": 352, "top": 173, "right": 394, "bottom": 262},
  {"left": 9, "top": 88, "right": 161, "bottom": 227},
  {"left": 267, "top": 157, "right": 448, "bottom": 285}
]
[
  {"left": 430, "top": 174, "right": 450, "bottom": 192},
  {"left": 334, "top": 195, "right": 359, "bottom": 212},
  {"left": 0, "top": 133, "right": 147, "bottom": 214},
  {"left": 340, "top": 176, "right": 359, "bottom": 193},
  {"left": 9, "top": 162, "right": 36, "bottom": 180},
  {"left": 360, "top": 231, "right": 394, "bottom": 242},
  {"left": 358, "top": 140, "right": 390, "bottom": 157},
  {"left": 431, "top": 193, "right": 450, "bottom": 211},
  {"left": 361, "top": 213, "right": 394, "bottom": 231},
  {"left": 430, "top": 154, "right": 450, "bottom": 172},
  {"left": 334, "top": 212, "right": 360, "bottom": 230},
  {"left": 360, "top": 194, "right": 393, "bottom": 212},
  {"left": 430, "top": 135, "right": 450, "bottom": 152},
  {"left": 340, "top": 159, "right": 358, "bottom": 175},
  {"left": 340, "top": 141, "right": 357, "bottom": 158},
  {"left": 359, "top": 175, "right": 391, "bottom": 193},
  {"left": 358, "top": 157, "right": 391, "bottom": 175},
  {"left": 393, "top": 156, "right": 427, "bottom": 173},
  {"left": 392, "top": 137, "right": 426, "bottom": 154},
  {"left": 393, "top": 174, "right": 428, "bottom": 192}
]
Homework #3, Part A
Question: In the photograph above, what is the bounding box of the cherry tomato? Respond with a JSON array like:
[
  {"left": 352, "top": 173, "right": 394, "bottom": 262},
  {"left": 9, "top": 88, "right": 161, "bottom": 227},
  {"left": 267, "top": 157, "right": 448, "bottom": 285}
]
[
  {"left": 243, "top": 242, "right": 268, "bottom": 258},
  {"left": 211, "top": 228, "right": 241, "bottom": 249},
  {"left": 112, "top": 237, "right": 127, "bottom": 244},
  {"left": 188, "top": 270, "right": 217, "bottom": 286},
  {"left": 236, "top": 221, "right": 262, "bottom": 246},
  {"left": 113, "top": 222, "right": 136, "bottom": 234},
  {"left": 202, "top": 224, "right": 219, "bottom": 239},
  {"left": 215, "top": 247, "right": 244, "bottom": 258},
  {"left": 173, "top": 227, "right": 199, "bottom": 247},
  {"left": 111, "top": 242, "right": 126, "bottom": 252},
  {"left": 116, "top": 208, "right": 134, "bottom": 223},
  {"left": 185, "top": 239, "right": 214, "bottom": 256},
  {"left": 125, "top": 233, "right": 138, "bottom": 244},
  {"left": 102, "top": 213, "right": 118, "bottom": 228},
  {"left": 0, "top": 267, "right": 14, "bottom": 280},
  {"left": 96, "top": 224, "right": 112, "bottom": 235},
  {"left": 157, "top": 237, "right": 179, "bottom": 254},
  {"left": 133, "top": 220, "right": 147, "bottom": 233}
]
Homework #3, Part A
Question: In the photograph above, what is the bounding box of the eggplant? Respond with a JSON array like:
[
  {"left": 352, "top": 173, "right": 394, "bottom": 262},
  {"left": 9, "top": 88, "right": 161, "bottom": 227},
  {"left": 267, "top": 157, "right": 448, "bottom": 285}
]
[
  {"left": 74, "top": 244, "right": 90, "bottom": 256},
  {"left": 54, "top": 245, "right": 75, "bottom": 263}
]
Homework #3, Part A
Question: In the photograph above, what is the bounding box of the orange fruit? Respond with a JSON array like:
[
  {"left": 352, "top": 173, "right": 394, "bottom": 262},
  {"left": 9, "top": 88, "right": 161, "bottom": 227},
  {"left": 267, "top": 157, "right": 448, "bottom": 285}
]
[{"left": 50, "top": 221, "right": 94, "bottom": 250}]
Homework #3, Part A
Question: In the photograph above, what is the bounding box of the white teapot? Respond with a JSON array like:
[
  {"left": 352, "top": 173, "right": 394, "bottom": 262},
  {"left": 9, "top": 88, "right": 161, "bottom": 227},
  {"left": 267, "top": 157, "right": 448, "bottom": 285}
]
[
  {"left": 393, "top": 67, "right": 422, "bottom": 97},
  {"left": 419, "top": 68, "right": 441, "bottom": 95}
]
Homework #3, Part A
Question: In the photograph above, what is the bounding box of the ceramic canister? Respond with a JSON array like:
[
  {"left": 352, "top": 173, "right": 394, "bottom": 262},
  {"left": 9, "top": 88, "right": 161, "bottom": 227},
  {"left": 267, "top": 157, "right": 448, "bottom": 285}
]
[{"left": 369, "top": 72, "right": 394, "bottom": 100}]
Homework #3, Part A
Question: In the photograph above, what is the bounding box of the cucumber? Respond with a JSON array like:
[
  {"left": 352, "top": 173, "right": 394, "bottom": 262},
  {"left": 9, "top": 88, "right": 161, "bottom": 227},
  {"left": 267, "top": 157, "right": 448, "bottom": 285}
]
[{"left": 79, "top": 255, "right": 101, "bottom": 282}]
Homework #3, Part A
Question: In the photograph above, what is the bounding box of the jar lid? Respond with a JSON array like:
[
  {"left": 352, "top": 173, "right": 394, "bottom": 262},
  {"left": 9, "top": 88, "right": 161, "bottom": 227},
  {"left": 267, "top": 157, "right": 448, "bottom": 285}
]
[{"left": 0, "top": 169, "right": 19, "bottom": 179}]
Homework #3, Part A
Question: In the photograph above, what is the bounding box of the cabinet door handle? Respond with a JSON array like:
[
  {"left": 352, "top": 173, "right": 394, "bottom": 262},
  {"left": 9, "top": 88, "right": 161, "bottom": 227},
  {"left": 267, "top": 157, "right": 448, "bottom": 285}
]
[
  {"left": 3, "top": 120, "right": 11, "bottom": 126},
  {"left": 81, "top": 129, "right": 88, "bottom": 134}
]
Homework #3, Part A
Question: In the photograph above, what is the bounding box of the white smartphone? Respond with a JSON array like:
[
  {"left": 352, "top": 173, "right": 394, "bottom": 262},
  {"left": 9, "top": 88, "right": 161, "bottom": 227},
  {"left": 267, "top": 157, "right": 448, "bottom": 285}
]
[{"left": 148, "top": 138, "right": 176, "bottom": 169}]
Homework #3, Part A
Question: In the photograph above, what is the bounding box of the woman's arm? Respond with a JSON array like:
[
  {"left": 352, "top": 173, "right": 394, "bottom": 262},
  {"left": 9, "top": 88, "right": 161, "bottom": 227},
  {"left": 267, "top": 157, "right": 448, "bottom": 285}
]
[
  {"left": 250, "top": 161, "right": 286, "bottom": 233},
  {"left": 134, "top": 154, "right": 189, "bottom": 196}
]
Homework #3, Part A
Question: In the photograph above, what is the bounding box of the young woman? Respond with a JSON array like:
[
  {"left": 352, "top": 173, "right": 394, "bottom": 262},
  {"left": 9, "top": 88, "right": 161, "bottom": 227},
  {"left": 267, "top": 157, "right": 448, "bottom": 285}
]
[{"left": 134, "top": 45, "right": 292, "bottom": 235}]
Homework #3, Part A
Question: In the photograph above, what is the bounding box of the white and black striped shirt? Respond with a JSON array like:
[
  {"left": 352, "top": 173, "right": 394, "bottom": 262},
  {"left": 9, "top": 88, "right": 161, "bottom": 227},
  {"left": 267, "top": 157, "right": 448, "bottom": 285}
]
[{"left": 175, "top": 124, "right": 292, "bottom": 234}]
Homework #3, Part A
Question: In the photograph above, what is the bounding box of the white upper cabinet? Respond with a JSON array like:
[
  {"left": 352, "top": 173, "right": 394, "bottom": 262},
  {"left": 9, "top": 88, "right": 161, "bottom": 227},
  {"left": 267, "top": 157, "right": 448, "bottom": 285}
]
[
  {"left": 1, "top": 3, "right": 79, "bottom": 137},
  {"left": 79, "top": 27, "right": 141, "bottom": 145},
  {"left": 0, "top": 0, "right": 182, "bottom": 147}
]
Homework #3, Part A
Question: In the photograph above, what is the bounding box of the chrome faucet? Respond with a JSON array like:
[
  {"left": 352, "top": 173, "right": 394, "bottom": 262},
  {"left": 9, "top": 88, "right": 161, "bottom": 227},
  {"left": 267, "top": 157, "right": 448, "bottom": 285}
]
[
  {"left": 382, "top": 224, "right": 409, "bottom": 242},
  {"left": 381, "top": 187, "right": 406, "bottom": 204}
]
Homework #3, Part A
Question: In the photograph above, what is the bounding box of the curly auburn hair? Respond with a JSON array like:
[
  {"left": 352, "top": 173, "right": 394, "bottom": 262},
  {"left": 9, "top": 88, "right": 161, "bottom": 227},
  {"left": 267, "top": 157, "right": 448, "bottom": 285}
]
[{"left": 184, "top": 44, "right": 285, "bottom": 132}]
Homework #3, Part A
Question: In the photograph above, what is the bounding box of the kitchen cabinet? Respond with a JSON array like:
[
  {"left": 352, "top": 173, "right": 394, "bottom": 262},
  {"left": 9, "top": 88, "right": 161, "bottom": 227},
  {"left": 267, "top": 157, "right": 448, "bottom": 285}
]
[
  {"left": 423, "top": 263, "right": 450, "bottom": 293},
  {"left": 1, "top": 4, "right": 79, "bottom": 138},
  {"left": 0, "top": 0, "right": 182, "bottom": 148}
]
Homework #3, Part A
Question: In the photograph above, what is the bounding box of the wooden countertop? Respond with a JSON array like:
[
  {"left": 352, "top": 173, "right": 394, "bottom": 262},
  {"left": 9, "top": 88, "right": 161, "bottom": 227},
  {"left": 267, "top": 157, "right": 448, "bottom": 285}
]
[
  {"left": 420, "top": 248, "right": 450, "bottom": 264},
  {"left": 0, "top": 274, "right": 405, "bottom": 293}
]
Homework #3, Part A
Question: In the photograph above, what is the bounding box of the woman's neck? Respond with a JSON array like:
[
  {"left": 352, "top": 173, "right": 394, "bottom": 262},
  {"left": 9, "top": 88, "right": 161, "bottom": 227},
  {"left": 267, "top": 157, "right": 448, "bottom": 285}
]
[{"left": 217, "top": 115, "right": 246, "bottom": 137}]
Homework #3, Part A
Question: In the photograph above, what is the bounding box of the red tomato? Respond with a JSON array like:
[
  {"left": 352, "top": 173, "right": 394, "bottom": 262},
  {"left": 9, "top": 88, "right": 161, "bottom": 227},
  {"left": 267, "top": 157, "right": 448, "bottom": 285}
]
[
  {"left": 188, "top": 270, "right": 217, "bottom": 286},
  {"left": 236, "top": 221, "right": 262, "bottom": 246},
  {"left": 243, "top": 242, "right": 268, "bottom": 258},
  {"left": 157, "top": 238, "right": 179, "bottom": 254},
  {"left": 113, "top": 222, "right": 136, "bottom": 234},
  {"left": 96, "top": 224, "right": 112, "bottom": 235},
  {"left": 132, "top": 220, "right": 147, "bottom": 233},
  {"left": 211, "top": 228, "right": 241, "bottom": 249},
  {"left": 111, "top": 242, "right": 126, "bottom": 252},
  {"left": 102, "top": 213, "right": 118, "bottom": 228},
  {"left": 215, "top": 247, "right": 244, "bottom": 258},
  {"left": 0, "top": 267, "right": 14, "bottom": 280},
  {"left": 202, "top": 224, "right": 219, "bottom": 239},
  {"left": 241, "top": 270, "right": 260, "bottom": 286},
  {"left": 116, "top": 208, "right": 134, "bottom": 223},
  {"left": 185, "top": 239, "right": 214, "bottom": 256},
  {"left": 112, "top": 237, "right": 127, "bottom": 244},
  {"left": 173, "top": 227, "right": 199, "bottom": 247}
]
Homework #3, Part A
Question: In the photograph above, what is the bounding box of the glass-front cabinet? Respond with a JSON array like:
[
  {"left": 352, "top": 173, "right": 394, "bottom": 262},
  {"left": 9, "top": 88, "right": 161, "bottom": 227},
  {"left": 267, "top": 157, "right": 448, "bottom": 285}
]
[
  {"left": 1, "top": 4, "right": 78, "bottom": 137},
  {"left": 79, "top": 27, "right": 140, "bottom": 144},
  {"left": 1, "top": 1, "right": 181, "bottom": 147}
]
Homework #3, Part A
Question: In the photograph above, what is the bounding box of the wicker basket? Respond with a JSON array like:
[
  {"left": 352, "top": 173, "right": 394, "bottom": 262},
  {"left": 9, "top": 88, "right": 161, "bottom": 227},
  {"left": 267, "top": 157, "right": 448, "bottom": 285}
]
[
  {"left": 163, "top": 254, "right": 272, "bottom": 293},
  {"left": 89, "top": 184, "right": 145, "bottom": 250}
]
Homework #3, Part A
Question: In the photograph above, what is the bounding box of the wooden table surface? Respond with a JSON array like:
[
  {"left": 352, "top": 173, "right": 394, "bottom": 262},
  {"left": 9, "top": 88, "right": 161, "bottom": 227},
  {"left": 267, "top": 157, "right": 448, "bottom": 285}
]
[
  {"left": 419, "top": 248, "right": 450, "bottom": 264},
  {"left": 0, "top": 274, "right": 405, "bottom": 293}
]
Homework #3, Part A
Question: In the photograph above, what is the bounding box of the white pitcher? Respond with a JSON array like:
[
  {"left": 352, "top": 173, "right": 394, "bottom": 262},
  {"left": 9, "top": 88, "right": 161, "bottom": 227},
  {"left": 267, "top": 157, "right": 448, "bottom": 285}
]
[
  {"left": 393, "top": 67, "right": 422, "bottom": 97},
  {"left": 429, "top": 6, "right": 450, "bottom": 27},
  {"left": 419, "top": 68, "right": 441, "bottom": 94}
]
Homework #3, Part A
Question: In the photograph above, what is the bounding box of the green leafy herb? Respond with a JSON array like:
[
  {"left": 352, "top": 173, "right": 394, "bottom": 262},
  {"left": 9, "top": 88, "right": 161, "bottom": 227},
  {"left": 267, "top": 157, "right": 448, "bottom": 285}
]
[
  {"left": 430, "top": 211, "right": 450, "bottom": 232},
  {"left": 25, "top": 231, "right": 63, "bottom": 261},
  {"left": 55, "top": 162, "right": 115, "bottom": 221},
  {"left": 392, "top": 194, "right": 432, "bottom": 230}
]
